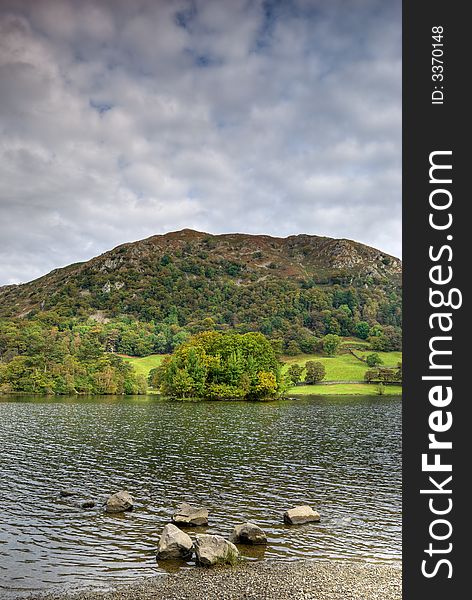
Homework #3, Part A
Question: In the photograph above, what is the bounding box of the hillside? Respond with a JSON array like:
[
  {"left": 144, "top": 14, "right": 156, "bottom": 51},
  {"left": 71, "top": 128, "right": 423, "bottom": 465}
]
[
  {"left": 0, "top": 230, "right": 402, "bottom": 394},
  {"left": 0, "top": 230, "right": 402, "bottom": 354},
  {"left": 0, "top": 230, "right": 401, "bottom": 329}
]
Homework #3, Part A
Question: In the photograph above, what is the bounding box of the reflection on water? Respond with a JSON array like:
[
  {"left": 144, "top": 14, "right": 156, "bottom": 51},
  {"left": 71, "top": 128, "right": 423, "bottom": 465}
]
[{"left": 0, "top": 395, "right": 401, "bottom": 596}]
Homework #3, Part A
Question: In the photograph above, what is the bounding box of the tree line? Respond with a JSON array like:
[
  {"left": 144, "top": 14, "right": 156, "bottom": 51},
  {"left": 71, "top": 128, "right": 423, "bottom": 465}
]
[{"left": 0, "top": 319, "right": 147, "bottom": 395}]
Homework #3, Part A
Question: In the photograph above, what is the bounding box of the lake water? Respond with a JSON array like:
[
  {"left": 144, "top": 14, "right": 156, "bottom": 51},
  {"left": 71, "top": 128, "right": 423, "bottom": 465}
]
[{"left": 0, "top": 395, "right": 401, "bottom": 597}]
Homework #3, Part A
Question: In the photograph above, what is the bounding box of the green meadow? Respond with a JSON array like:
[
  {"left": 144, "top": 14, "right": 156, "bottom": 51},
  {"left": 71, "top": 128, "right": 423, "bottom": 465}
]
[
  {"left": 283, "top": 350, "right": 402, "bottom": 396},
  {"left": 282, "top": 351, "right": 402, "bottom": 381},
  {"left": 290, "top": 383, "right": 402, "bottom": 396},
  {"left": 119, "top": 354, "right": 166, "bottom": 378}
]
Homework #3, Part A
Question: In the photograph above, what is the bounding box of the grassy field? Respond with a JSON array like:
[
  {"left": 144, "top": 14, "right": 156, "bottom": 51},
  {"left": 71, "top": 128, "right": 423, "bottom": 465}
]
[
  {"left": 121, "top": 350, "right": 402, "bottom": 397},
  {"left": 282, "top": 350, "right": 402, "bottom": 396},
  {"left": 282, "top": 351, "right": 402, "bottom": 380},
  {"left": 290, "top": 383, "right": 402, "bottom": 396},
  {"left": 119, "top": 354, "right": 166, "bottom": 378}
]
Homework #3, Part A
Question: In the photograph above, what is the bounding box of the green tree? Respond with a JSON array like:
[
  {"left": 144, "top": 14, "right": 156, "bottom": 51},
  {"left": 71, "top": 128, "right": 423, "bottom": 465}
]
[
  {"left": 355, "top": 321, "right": 370, "bottom": 340},
  {"left": 305, "top": 361, "right": 326, "bottom": 384},
  {"left": 0, "top": 319, "right": 146, "bottom": 395},
  {"left": 322, "top": 334, "right": 341, "bottom": 356},
  {"left": 285, "top": 340, "right": 301, "bottom": 356},
  {"left": 154, "top": 331, "right": 282, "bottom": 400},
  {"left": 287, "top": 364, "right": 304, "bottom": 385}
]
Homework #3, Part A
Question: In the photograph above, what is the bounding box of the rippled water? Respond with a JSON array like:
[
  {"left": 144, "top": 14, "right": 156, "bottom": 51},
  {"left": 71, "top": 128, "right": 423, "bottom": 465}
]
[{"left": 0, "top": 395, "right": 401, "bottom": 597}]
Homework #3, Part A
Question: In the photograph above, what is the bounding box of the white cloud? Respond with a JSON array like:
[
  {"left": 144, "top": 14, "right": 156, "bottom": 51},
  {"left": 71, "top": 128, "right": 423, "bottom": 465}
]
[{"left": 0, "top": 0, "right": 401, "bottom": 285}]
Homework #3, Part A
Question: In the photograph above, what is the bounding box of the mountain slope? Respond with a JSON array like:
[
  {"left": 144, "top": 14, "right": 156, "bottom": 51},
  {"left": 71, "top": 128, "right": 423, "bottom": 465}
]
[{"left": 0, "top": 230, "right": 401, "bottom": 333}]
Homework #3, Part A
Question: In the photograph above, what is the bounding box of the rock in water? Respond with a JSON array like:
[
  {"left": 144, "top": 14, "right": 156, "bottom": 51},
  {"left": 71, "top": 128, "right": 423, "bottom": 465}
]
[
  {"left": 172, "top": 502, "right": 209, "bottom": 526},
  {"left": 59, "top": 488, "right": 80, "bottom": 497},
  {"left": 105, "top": 490, "right": 134, "bottom": 513},
  {"left": 194, "top": 534, "right": 239, "bottom": 567},
  {"left": 80, "top": 500, "right": 95, "bottom": 509},
  {"left": 284, "top": 505, "right": 320, "bottom": 524},
  {"left": 229, "top": 522, "right": 267, "bottom": 545},
  {"left": 156, "top": 524, "right": 193, "bottom": 560}
]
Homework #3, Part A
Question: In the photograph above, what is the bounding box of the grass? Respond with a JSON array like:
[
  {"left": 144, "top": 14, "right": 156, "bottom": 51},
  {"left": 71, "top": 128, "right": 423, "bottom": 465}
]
[
  {"left": 119, "top": 354, "right": 167, "bottom": 378},
  {"left": 282, "top": 351, "right": 402, "bottom": 381},
  {"left": 283, "top": 350, "right": 402, "bottom": 396},
  {"left": 289, "top": 383, "right": 402, "bottom": 396},
  {"left": 340, "top": 337, "right": 370, "bottom": 347}
]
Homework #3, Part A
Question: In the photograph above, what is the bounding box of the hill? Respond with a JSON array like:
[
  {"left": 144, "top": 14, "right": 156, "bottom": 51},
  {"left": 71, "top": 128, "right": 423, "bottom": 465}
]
[
  {"left": 0, "top": 230, "right": 401, "bottom": 353},
  {"left": 0, "top": 230, "right": 401, "bottom": 335},
  {"left": 0, "top": 230, "right": 402, "bottom": 394}
]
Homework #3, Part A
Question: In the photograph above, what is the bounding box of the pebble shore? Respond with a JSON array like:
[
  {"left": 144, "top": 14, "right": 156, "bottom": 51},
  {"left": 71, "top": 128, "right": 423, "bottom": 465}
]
[{"left": 30, "top": 560, "right": 402, "bottom": 600}]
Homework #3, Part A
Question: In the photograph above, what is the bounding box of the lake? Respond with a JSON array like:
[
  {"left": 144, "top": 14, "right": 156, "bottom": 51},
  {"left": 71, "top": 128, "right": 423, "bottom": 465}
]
[{"left": 0, "top": 395, "right": 401, "bottom": 597}]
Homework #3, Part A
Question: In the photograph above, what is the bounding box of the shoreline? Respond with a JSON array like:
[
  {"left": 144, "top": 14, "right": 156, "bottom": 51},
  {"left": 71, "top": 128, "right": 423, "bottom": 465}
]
[
  {"left": 28, "top": 560, "right": 402, "bottom": 600},
  {"left": 1, "top": 385, "right": 402, "bottom": 399}
]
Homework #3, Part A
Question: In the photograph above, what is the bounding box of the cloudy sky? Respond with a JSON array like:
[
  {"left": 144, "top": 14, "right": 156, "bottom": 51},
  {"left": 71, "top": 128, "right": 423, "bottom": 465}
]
[{"left": 0, "top": 0, "right": 401, "bottom": 285}]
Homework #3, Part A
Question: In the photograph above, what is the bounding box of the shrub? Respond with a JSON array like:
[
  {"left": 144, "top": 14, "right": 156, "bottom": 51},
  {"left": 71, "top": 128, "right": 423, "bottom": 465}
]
[{"left": 366, "top": 353, "right": 383, "bottom": 367}]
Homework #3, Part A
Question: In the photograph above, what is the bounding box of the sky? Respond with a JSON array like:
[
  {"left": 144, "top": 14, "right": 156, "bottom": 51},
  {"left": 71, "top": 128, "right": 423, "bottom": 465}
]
[{"left": 0, "top": 0, "right": 401, "bottom": 285}]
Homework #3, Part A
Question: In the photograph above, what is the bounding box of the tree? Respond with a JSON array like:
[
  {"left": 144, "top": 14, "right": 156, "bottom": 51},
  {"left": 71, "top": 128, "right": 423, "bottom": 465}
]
[
  {"left": 270, "top": 338, "right": 284, "bottom": 358},
  {"left": 305, "top": 361, "right": 326, "bottom": 384},
  {"left": 322, "top": 334, "right": 341, "bottom": 356},
  {"left": 299, "top": 335, "right": 321, "bottom": 354},
  {"left": 148, "top": 366, "right": 161, "bottom": 388},
  {"left": 324, "top": 317, "right": 341, "bottom": 335},
  {"left": 355, "top": 321, "right": 370, "bottom": 340},
  {"left": 287, "top": 364, "right": 304, "bottom": 385},
  {"left": 368, "top": 325, "right": 402, "bottom": 351},
  {"left": 366, "top": 353, "right": 383, "bottom": 367},
  {"left": 285, "top": 340, "right": 301, "bottom": 356},
  {"left": 397, "top": 362, "right": 403, "bottom": 380},
  {"left": 254, "top": 371, "right": 278, "bottom": 399},
  {"left": 364, "top": 366, "right": 402, "bottom": 384},
  {"left": 154, "top": 331, "right": 282, "bottom": 400}
]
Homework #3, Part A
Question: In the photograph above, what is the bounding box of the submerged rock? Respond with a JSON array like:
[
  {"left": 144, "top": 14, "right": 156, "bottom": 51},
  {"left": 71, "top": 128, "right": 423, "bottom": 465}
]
[
  {"left": 194, "top": 534, "right": 239, "bottom": 567},
  {"left": 172, "top": 502, "right": 209, "bottom": 526},
  {"left": 80, "top": 500, "right": 95, "bottom": 509},
  {"left": 284, "top": 505, "right": 320, "bottom": 525},
  {"left": 156, "top": 523, "right": 193, "bottom": 560},
  {"left": 105, "top": 490, "right": 134, "bottom": 513},
  {"left": 59, "top": 488, "right": 80, "bottom": 497},
  {"left": 230, "top": 522, "right": 267, "bottom": 545}
]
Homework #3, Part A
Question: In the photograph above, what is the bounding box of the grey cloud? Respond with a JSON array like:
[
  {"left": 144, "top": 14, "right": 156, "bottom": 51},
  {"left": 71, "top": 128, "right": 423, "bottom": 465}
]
[{"left": 0, "top": 0, "right": 401, "bottom": 285}]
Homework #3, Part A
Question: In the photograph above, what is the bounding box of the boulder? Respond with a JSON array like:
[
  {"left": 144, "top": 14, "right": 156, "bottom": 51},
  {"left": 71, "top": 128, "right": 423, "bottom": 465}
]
[
  {"left": 229, "top": 522, "right": 267, "bottom": 545},
  {"left": 172, "top": 502, "right": 209, "bottom": 526},
  {"left": 283, "top": 505, "right": 320, "bottom": 525},
  {"left": 105, "top": 490, "right": 134, "bottom": 513},
  {"left": 194, "top": 534, "right": 239, "bottom": 567},
  {"left": 156, "top": 523, "right": 193, "bottom": 560}
]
